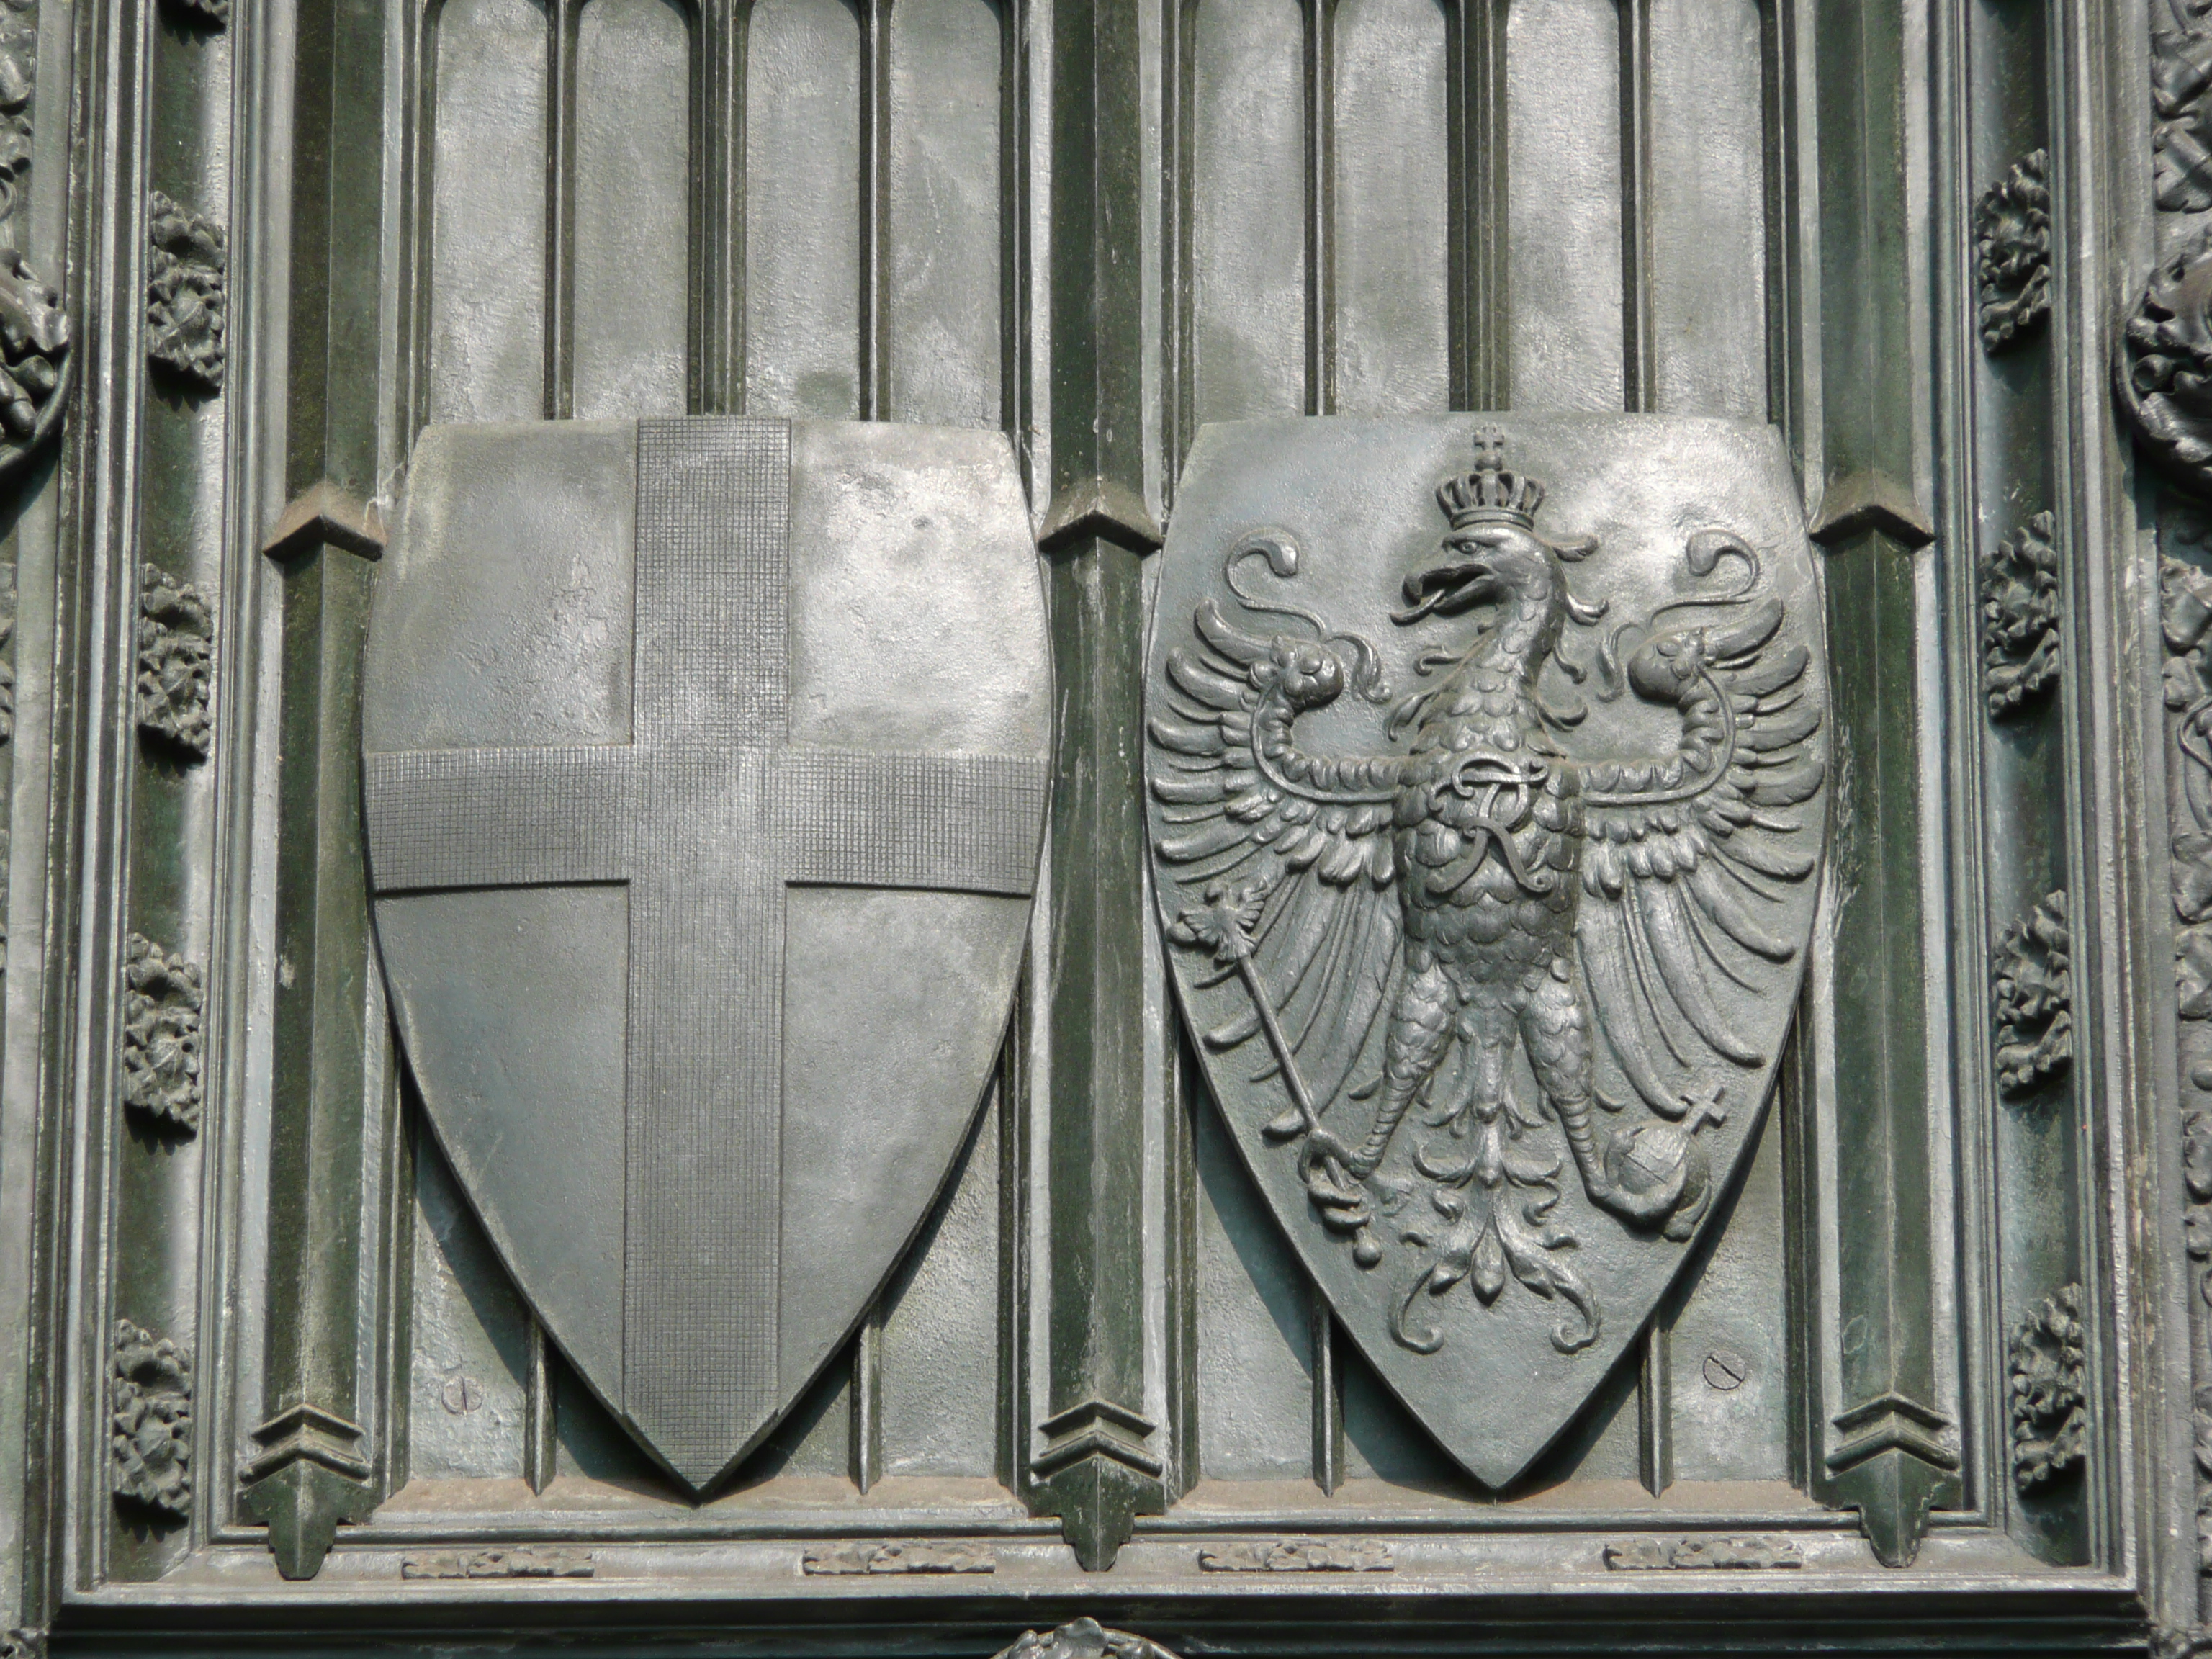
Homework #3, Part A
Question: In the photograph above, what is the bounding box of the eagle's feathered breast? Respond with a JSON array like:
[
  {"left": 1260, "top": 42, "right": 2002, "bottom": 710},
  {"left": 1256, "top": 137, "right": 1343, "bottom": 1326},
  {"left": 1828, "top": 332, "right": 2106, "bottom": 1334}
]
[{"left": 1394, "top": 668, "right": 1584, "bottom": 987}]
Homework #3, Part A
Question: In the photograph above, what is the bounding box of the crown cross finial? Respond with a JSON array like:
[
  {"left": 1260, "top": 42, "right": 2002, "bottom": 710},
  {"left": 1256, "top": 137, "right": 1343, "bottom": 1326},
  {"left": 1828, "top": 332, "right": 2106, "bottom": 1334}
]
[{"left": 1437, "top": 428, "right": 1545, "bottom": 531}]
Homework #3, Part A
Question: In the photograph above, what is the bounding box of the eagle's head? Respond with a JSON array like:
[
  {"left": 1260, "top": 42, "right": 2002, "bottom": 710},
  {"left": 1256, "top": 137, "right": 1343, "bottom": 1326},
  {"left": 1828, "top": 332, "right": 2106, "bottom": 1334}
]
[
  {"left": 1393, "top": 523, "right": 1560, "bottom": 625},
  {"left": 1396, "top": 431, "right": 1600, "bottom": 627}
]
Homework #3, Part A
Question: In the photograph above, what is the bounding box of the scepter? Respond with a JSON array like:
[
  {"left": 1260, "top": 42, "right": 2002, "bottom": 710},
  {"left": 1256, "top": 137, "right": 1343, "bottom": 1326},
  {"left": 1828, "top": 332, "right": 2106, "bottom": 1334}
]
[{"left": 1172, "top": 886, "right": 1383, "bottom": 1268}]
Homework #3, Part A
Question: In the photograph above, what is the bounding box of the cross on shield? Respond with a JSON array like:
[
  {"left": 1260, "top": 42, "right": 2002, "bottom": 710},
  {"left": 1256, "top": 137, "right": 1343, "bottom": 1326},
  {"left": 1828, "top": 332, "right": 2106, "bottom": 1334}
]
[{"left": 363, "top": 418, "right": 1049, "bottom": 1490}]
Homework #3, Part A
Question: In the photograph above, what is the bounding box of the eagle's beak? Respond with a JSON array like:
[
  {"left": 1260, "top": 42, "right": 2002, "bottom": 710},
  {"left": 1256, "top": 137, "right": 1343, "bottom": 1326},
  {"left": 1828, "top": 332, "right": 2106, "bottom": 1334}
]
[{"left": 1394, "top": 541, "right": 1498, "bottom": 624}]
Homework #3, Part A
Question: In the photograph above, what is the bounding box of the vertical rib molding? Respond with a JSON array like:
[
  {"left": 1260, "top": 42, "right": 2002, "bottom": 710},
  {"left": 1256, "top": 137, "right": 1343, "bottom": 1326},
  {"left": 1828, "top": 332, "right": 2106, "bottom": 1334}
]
[
  {"left": 703, "top": 0, "right": 749, "bottom": 413},
  {"left": 1617, "top": 0, "right": 1653, "bottom": 411},
  {"left": 544, "top": 0, "right": 580, "bottom": 418},
  {"left": 235, "top": 0, "right": 390, "bottom": 1579},
  {"left": 1309, "top": 1291, "right": 1343, "bottom": 1493},
  {"left": 842, "top": 0, "right": 899, "bottom": 1409},
  {"left": 1301, "top": 0, "right": 1335, "bottom": 415},
  {"left": 1028, "top": 0, "right": 1166, "bottom": 1571},
  {"left": 850, "top": 1303, "right": 884, "bottom": 1492},
  {"left": 1756, "top": 0, "right": 1798, "bottom": 438},
  {"left": 1446, "top": 0, "right": 1507, "bottom": 410},
  {"left": 1637, "top": 1319, "right": 1673, "bottom": 1497},
  {"left": 523, "top": 1317, "right": 556, "bottom": 1493},
  {"left": 1161, "top": 0, "right": 1197, "bottom": 491},
  {"left": 35, "top": 0, "right": 150, "bottom": 1608},
  {"left": 857, "top": 0, "right": 892, "bottom": 419},
  {"left": 998, "top": 0, "right": 1030, "bottom": 444},
  {"left": 1804, "top": 0, "right": 1956, "bottom": 1570}
]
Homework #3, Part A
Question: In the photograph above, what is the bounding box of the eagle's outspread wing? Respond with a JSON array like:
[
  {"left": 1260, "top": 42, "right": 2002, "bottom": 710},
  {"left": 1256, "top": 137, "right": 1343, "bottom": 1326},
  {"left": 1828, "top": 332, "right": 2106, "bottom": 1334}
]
[
  {"left": 1577, "top": 592, "right": 1825, "bottom": 1117},
  {"left": 1150, "top": 597, "right": 1409, "bottom": 1123}
]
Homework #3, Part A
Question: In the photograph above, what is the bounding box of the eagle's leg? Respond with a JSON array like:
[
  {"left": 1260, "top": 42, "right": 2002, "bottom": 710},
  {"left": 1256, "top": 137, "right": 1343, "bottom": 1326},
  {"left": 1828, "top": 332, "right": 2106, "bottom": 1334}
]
[
  {"left": 1521, "top": 964, "right": 1687, "bottom": 1227},
  {"left": 1411, "top": 1005, "right": 1512, "bottom": 1184},
  {"left": 1519, "top": 963, "right": 1602, "bottom": 1181},
  {"left": 1351, "top": 958, "right": 1455, "bottom": 1175},
  {"left": 1427, "top": 1005, "right": 1507, "bottom": 1133}
]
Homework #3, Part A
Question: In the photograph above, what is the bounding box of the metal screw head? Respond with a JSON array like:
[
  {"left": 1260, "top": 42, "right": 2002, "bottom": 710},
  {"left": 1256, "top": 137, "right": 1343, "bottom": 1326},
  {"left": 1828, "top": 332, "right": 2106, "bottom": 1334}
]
[
  {"left": 439, "top": 1374, "right": 484, "bottom": 1414},
  {"left": 1702, "top": 1349, "right": 1749, "bottom": 1392}
]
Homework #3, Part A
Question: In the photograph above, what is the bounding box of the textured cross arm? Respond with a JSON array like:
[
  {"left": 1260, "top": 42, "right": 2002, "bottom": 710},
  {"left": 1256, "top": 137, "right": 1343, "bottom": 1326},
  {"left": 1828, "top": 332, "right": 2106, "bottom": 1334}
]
[
  {"left": 364, "top": 745, "right": 637, "bottom": 890},
  {"left": 777, "top": 750, "right": 1048, "bottom": 897}
]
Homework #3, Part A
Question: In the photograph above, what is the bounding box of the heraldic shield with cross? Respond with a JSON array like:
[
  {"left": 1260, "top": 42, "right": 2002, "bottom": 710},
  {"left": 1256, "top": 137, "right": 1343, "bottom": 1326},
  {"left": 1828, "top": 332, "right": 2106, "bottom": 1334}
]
[
  {"left": 362, "top": 417, "right": 1050, "bottom": 1491},
  {"left": 1146, "top": 415, "right": 1830, "bottom": 1488}
]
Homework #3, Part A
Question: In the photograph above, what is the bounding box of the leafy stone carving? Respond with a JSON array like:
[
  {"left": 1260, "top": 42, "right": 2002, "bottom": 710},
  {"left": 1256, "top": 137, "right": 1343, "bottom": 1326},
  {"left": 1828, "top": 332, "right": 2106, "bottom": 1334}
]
[
  {"left": 2168, "top": 557, "right": 2212, "bottom": 1028},
  {"left": 0, "top": 583, "right": 17, "bottom": 745},
  {"left": 0, "top": 251, "right": 66, "bottom": 452},
  {"left": 400, "top": 1547, "right": 593, "bottom": 1579},
  {"left": 2121, "top": 229, "right": 2212, "bottom": 494},
  {"left": 2188, "top": 1114, "right": 2212, "bottom": 1268},
  {"left": 2009, "top": 1285, "right": 2087, "bottom": 1492},
  {"left": 136, "top": 563, "right": 212, "bottom": 757},
  {"left": 1603, "top": 1536, "right": 1804, "bottom": 1570},
  {"left": 2198, "top": 1382, "right": 2212, "bottom": 1481},
  {"left": 146, "top": 191, "right": 226, "bottom": 390},
  {"left": 1992, "top": 891, "right": 2072, "bottom": 1094},
  {"left": 1197, "top": 1539, "right": 1393, "bottom": 1573},
  {"left": 1, "top": 1629, "right": 42, "bottom": 1659},
  {"left": 1979, "top": 511, "right": 2060, "bottom": 716},
  {"left": 2167, "top": 549, "right": 2212, "bottom": 1588},
  {"left": 1974, "top": 149, "right": 2050, "bottom": 354},
  {"left": 2159, "top": 4, "right": 2212, "bottom": 211},
  {"left": 2197, "top": 1386, "right": 2212, "bottom": 1575},
  {"left": 992, "top": 1622, "right": 1181, "bottom": 1659},
  {"left": 803, "top": 1541, "right": 994, "bottom": 1575},
  {"left": 110, "top": 1320, "right": 191, "bottom": 1516},
  {"left": 0, "top": 0, "right": 73, "bottom": 482},
  {"left": 2182, "top": 886, "right": 2212, "bottom": 1022},
  {"left": 121, "top": 932, "right": 203, "bottom": 1131},
  {"left": 0, "top": 0, "right": 29, "bottom": 223}
]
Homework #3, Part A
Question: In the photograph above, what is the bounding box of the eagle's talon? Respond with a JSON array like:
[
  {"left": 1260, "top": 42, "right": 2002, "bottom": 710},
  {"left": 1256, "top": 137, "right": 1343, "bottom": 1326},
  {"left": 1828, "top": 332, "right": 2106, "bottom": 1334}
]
[
  {"left": 1591, "top": 1183, "right": 1683, "bottom": 1228},
  {"left": 1298, "top": 1125, "right": 1362, "bottom": 1179}
]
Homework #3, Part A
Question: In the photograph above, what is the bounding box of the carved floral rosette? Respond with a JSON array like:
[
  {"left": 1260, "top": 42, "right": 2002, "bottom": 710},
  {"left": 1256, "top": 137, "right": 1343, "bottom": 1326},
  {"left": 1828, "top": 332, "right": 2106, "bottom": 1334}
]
[
  {"left": 2008, "top": 1284, "right": 2087, "bottom": 1493},
  {"left": 1974, "top": 148, "right": 2051, "bottom": 354},
  {"left": 135, "top": 563, "right": 214, "bottom": 757},
  {"left": 158, "top": 0, "right": 228, "bottom": 27},
  {"left": 2163, "top": 523, "right": 2212, "bottom": 1595},
  {"left": 109, "top": 1319, "right": 191, "bottom": 1516},
  {"left": 1991, "top": 891, "right": 2073, "bottom": 1095},
  {"left": 992, "top": 1622, "right": 1182, "bottom": 1659},
  {"left": 2121, "top": 228, "right": 2212, "bottom": 496},
  {"left": 2158, "top": 1, "right": 2212, "bottom": 212},
  {"left": 0, "top": 0, "right": 71, "bottom": 485},
  {"left": 120, "top": 932, "right": 203, "bottom": 1130},
  {"left": 1979, "top": 511, "right": 2060, "bottom": 717},
  {"left": 145, "top": 191, "right": 226, "bottom": 391},
  {"left": 2164, "top": 546, "right": 2212, "bottom": 1091},
  {"left": 0, "top": 247, "right": 68, "bottom": 475}
]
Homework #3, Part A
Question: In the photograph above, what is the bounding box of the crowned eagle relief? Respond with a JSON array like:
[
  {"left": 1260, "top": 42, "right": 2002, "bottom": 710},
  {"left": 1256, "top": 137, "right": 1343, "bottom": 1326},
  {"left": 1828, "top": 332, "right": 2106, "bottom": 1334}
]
[{"left": 1146, "top": 416, "right": 1828, "bottom": 1483}]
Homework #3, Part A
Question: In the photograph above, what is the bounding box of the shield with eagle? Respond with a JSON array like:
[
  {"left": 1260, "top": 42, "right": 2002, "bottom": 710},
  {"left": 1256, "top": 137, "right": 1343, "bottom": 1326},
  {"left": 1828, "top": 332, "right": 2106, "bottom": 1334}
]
[
  {"left": 1146, "top": 414, "right": 1828, "bottom": 1488},
  {"left": 364, "top": 417, "right": 1050, "bottom": 1493}
]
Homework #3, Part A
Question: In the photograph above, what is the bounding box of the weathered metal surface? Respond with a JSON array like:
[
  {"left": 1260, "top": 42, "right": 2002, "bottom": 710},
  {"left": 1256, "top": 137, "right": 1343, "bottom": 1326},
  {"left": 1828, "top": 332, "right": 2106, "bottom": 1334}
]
[
  {"left": 0, "top": 0, "right": 2182, "bottom": 1631},
  {"left": 363, "top": 417, "right": 1048, "bottom": 1490},
  {"left": 1146, "top": 414, "right": 1825, "bottom": 1488}
]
